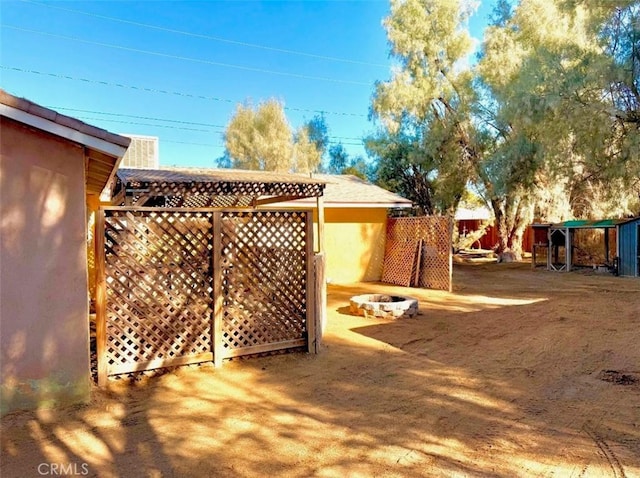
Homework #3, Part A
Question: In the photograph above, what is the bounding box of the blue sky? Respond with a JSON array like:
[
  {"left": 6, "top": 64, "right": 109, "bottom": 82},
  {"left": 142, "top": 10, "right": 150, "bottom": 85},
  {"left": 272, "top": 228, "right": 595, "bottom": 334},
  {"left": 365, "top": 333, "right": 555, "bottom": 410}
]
[{"left": 1, "top": 0, "right": 496, "bottom": 168}]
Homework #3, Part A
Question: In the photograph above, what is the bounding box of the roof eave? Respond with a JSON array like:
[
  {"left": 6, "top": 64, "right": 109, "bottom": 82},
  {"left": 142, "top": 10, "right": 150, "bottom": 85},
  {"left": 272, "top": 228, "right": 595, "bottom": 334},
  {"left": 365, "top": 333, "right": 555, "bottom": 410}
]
[
  {"left": 1, "top": 104, "right": 130, "bottom": 158},
  {"left": 1, "top": 103, "right": 130, "bottom": 196},
  {"left": 269, "top": 200, "right": 413, "bottom": 209}
]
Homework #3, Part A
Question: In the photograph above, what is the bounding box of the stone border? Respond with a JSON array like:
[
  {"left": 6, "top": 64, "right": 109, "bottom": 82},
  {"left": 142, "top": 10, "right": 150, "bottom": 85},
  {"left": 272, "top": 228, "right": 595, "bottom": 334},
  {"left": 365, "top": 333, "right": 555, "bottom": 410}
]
[{"left": 349, "top": 294, "right": 419, "bottom": 320}]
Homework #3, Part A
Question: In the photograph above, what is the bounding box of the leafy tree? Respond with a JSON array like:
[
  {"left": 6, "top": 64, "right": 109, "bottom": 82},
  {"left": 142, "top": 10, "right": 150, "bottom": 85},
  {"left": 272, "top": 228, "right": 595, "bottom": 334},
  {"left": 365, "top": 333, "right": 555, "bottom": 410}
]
[
  {"left": 324, "top": 142, "right": 373, "bottom": 180},
  {"left": 477, "top": 0, "right": 640, "bottom": 246},
  {"left": 366, "top": 129, "right": 441, "bottom": 215},
  {"left": 224, "top": 99, "right": 293, "bottom": 172},
  {"left": 371, "top": 0, "right": 480, "bottom": 217},
  {"left": 223, "top": 99, "right": 323, "bottom": 173},
  {"left": 475, "top": 128, "right": 539, "bottom": 258},
  {"left": 371, "top": 0, "right": 640, "bottom": 259},
  {"left": 343, "top": 156, "right": 371, "bottom": 181},
  {"left": 305, "top": 114, "right": 330, "bottom": 159},
  {"left": 292, "top": 125, "right": 322, "bottom": 173},
  {"left": 326, "top": 143, "right": 349, "bottom": 174},
  {"left": 214, "top": 151, "right": 232, "bottom": 169}
]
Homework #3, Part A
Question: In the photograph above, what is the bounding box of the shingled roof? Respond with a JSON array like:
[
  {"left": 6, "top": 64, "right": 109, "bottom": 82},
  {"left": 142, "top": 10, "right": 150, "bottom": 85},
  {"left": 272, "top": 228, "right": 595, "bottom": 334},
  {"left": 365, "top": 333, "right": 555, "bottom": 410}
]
[
  {"left": 0, "top": 89, "right": 131, "bottom": 195},
  {"left": 276, "top": 174, "right": 412, "bottom": 208}
]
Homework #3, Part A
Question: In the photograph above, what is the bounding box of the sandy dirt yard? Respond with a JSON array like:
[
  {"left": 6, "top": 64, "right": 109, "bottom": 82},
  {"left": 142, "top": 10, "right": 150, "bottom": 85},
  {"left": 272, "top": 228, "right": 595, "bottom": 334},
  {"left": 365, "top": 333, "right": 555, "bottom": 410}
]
[{"left": 2, "top": 262, "right": 640, "bottom": 477}]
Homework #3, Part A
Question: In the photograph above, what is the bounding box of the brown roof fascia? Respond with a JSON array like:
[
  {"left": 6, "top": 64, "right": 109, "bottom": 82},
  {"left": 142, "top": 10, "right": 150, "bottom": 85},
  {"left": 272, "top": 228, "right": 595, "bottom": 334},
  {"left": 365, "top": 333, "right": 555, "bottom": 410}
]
[{"left": 0, "top": 89, "right": 131, "bottom": 149}]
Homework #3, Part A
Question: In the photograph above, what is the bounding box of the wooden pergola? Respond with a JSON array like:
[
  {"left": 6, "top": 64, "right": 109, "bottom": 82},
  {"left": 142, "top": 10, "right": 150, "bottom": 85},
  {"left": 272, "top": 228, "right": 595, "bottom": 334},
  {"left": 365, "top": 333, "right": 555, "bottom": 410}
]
[
  {"left": 113, "top": 167, "right": 326, "bottom": 208},
  {"left": 111, "top": 167, "right": 328, "bottom": 252}
]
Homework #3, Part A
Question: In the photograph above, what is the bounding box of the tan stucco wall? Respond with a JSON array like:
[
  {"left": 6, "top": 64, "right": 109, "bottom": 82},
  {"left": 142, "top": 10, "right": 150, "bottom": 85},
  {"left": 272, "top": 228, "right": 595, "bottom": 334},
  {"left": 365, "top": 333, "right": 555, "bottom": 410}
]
[
  {"left": 0, "top": 118, "right": 90, "bottom": 415},
  {"left": 321, "top": 208, "right": 387, "bottom": 284}
]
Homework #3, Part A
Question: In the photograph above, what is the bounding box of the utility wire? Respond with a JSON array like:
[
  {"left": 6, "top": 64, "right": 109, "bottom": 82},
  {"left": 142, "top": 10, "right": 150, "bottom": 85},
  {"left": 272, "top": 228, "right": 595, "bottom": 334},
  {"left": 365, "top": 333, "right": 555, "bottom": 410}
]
[
  {"left": 52, "top": 107, "right": 364, "bottom": 141},
  {"left": 19, "top": 0, "right": 389, "bottom": 69},
  {"left": 3, "top": 25, "right": 371, "bottom": 86},
  {"left": 163, "top": 139, "right": 365, "bottom": 148},
  {"left": 163, "top": 139, "right": 223, "bottom": 147},
  {"left": 0, "top": 66, "right": 368, "bottom": 118},
  {"left": 49, "top": 107, "right": 227, "bottom": 129},
  {"left": 73, "top": 115, "right": 365, "bottom": 145},
  {"left": 51, "top": 106, "right": 365, "bottom": 141},
  {"left": 73, "top": 116, "right": 214, "bottom": 133}
]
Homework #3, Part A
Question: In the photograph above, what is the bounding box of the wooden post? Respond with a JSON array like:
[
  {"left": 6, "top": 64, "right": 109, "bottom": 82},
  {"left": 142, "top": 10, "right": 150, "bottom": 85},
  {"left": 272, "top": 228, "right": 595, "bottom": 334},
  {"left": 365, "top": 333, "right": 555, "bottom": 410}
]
[
  {"left": 566, "top": 228, "right": 572, "bottom": 272},
  {"left": 604, "top": 227, "right": 610, "bottom": 264},
  {"left": 95, "top": 208, "right": 108, "bottom": 387},
  {"left": 548, "top": 228, "right": 554, "bottom": 271},
  {"left": 305, "top": 211, "right": 316, "bottom": 354},
  {"left": 316, "top": 196, "right": 325, "bottom": 253},
  {"left": 313, "top": 253, "right": 326, "bottom": 353},
  {"left": 212, "top": 212, "right": 224, "bottom": 367}
]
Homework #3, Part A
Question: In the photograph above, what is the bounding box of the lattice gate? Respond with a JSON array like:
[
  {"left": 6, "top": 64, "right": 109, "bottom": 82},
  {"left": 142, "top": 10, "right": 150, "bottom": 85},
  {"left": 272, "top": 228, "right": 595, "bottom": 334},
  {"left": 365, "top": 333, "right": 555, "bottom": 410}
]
[
  {"left": 214, "top": 211, "right": 312, "bottom": 362},
  {"left": 96, "top": 207, "right": 314, "bottom": 384}
]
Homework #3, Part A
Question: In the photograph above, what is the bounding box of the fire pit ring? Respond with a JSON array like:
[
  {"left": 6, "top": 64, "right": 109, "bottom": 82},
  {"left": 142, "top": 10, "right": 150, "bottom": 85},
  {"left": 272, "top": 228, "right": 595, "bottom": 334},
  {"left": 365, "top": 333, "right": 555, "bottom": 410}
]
[{"left": 349, "top": 294, "right": 419, "bottom": 320}]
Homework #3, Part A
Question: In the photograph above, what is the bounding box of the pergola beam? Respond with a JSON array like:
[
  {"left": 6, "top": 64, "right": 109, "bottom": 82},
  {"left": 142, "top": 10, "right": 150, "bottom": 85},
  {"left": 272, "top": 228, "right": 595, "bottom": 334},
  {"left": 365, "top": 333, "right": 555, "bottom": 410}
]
[{"left": 253, "top": 195, "right": 306, "bottom": 207}]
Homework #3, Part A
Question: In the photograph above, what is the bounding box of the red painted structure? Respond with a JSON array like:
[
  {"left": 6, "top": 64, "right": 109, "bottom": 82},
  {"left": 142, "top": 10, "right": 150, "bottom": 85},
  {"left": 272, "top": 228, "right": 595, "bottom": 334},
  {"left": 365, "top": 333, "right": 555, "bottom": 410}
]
[{"left": 456, "top": 220, "right": 535, "bottom": 252}]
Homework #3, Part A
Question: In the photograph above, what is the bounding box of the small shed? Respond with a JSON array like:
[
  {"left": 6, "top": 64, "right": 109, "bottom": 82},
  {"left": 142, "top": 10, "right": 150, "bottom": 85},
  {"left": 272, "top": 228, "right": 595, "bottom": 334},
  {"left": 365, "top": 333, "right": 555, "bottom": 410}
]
[
  {"left": 0, "top": 89, "right": 131, "bottom": 415},
  {"left": 617, "top": 217, "right": 640, "bottom": 277}
]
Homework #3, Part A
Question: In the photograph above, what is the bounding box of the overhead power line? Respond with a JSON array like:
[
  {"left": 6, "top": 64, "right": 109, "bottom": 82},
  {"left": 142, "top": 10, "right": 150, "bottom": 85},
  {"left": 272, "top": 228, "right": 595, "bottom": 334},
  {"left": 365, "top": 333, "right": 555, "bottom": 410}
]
[
  {"left": 0, "top": 66, "right": 369, "bottom": 118},
  {"left": 52, "top": 107, "right": 365, "bottom": 141},
  {"left": 163, "top": 139, "right": 365, "bottom": 148},
  {"left": 44, "top": 106, "right": 365, "bottom": 143},
  {"left": 20, "top": 0, "right": 388, "bottom": 69},
  {"left": 163, "top": 139, "right": 223, "bottom": 147},
  {"left": 73, "top": 116, "right": 214, "bottom": 133},
  {"left": 3, "top": 25, "right": 371, "bottom": 86},
  {"left": 49, "top": 107, "right": 227, "bottom": 129}
]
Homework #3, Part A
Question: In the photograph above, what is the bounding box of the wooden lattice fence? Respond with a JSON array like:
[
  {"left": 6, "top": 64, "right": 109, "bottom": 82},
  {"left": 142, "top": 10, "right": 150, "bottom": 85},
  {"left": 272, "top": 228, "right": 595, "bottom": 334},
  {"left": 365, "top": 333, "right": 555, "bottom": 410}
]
[
  {"left": 96, "top": 207, "right": 315, "bottom": 384},
  {"left": 381, "top": 216, "right": 452, "bottom": 291},
  {"left": 87, "top": 211, "right": 97, "bottom": 305},
  {"left": 215, "top": 211, "right": 312, "bottom": 362}
]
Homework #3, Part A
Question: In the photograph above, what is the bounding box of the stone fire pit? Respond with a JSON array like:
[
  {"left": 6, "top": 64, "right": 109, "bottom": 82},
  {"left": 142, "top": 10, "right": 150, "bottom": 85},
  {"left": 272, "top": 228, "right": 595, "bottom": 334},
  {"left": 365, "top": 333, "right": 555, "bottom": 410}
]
[{"left": 349, "top": 294, "right": 419, "bottom": 320}]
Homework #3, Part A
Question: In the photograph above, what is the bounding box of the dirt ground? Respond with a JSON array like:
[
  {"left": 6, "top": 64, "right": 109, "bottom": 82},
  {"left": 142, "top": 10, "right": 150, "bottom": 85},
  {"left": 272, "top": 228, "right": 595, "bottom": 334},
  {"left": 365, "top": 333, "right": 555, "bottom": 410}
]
[{"left": 2, "top": 262, "right": 639, "bottom": 477}]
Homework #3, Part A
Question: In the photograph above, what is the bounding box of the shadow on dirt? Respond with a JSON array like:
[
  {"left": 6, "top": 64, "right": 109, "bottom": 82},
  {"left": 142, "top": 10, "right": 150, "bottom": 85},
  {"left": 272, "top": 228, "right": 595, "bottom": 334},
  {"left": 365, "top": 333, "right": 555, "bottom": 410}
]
[{"left": 2, "top": 263, "right": 640, "bottom": 477}]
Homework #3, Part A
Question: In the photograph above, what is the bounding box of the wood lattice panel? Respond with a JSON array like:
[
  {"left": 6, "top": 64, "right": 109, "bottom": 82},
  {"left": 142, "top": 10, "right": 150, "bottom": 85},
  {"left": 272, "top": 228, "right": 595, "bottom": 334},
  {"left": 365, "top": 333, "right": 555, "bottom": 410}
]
[
  {"left": 87, "top": 211, "right": 97, "bottom": 304},
  {"left": 382, "top": 217, "right": 452, "bottom": 291},
  {"left": 102, "top": 210, "right": 214, "bottom": 375},
  {"left": 97, "top": 207, "right": 314, "bottom": 382},
  {"left": 218, "top": 211, "right": 309, "bottom": 356},
  {"left": 381, "top": 239, "right": 418, "bottom": 287},
  {"left": 415, "top": 217, "right": 452, "bottom": 291}
]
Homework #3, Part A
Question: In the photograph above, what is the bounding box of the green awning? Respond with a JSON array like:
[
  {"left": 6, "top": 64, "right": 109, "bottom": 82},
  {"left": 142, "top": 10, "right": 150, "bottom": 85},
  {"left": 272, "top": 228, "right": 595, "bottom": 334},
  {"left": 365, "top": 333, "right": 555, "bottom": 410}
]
[{"left": 552, "top": 219, "right": 626, "bottom": 229}]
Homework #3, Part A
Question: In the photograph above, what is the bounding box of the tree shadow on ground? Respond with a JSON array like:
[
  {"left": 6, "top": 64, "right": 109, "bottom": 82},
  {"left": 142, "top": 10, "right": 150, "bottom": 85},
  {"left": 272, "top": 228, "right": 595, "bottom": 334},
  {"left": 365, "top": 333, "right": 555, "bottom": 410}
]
[{"left": 2, "top": 263, "right": 639, "bottom": 477}]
